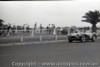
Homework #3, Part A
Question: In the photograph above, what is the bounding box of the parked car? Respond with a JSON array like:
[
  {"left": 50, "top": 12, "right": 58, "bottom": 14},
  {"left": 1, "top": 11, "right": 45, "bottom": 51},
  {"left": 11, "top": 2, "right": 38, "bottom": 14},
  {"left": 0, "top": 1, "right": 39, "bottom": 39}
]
[{"left": 67, "top": 30, "right": 97, "bottom": 43}]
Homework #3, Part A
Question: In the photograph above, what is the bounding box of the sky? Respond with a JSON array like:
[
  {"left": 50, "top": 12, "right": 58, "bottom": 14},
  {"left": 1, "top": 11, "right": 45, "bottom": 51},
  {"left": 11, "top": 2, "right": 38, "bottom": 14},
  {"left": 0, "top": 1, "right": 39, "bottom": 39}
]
[{"left": 0, "top": 0, "right": 100, "bottom": 28}]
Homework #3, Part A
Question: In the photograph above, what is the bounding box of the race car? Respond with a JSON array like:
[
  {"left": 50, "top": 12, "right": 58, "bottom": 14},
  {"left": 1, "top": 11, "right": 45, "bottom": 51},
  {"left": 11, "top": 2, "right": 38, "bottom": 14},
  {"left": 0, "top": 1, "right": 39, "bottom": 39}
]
[{"left": 67, "top": 30, "right": 97, "bottom": 43}]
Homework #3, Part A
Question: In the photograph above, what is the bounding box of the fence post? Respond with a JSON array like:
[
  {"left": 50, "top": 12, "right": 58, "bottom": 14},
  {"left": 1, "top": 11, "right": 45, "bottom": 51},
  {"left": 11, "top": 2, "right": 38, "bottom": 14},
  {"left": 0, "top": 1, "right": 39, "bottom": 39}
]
[
  {"left": 55, "top": 34, "right": 58, "bottom": 40},
  {"left": 7, "top": 32, "right": 10, "bottom": 36},
  {"left": 21, "top": 36, "right": 23, "bottom": 42},
  {"left": 68, "top": 27, "right": 70, "bottom": 35},
  {"left": 40, "top": 35, "right": 42, "bottom": 41},
  {"left": 15, "top": 26, "right": 18, "bottom": 33},
  {"left": 53, "top": 28, "right": 56, "bottom": 35},
  {"left": 31, "top": 28, "right": 34, "bottom": 36}
]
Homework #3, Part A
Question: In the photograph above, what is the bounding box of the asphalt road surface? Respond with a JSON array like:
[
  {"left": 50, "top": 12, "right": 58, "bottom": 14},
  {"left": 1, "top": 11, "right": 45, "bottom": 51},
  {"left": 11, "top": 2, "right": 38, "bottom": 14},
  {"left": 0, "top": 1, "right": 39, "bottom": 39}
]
[{"left": 0, "top": 39, "right": 100, "bottom": 67}]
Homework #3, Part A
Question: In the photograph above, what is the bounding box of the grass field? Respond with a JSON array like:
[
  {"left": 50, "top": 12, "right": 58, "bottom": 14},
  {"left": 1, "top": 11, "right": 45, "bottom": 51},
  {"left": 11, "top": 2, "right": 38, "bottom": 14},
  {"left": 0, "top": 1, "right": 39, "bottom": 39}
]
[
  {"left": 1, "top": 30, "right": 100, "bottom": 44},
  {"left": 0, "top": 34, "right": 67, "bottom": 44}
]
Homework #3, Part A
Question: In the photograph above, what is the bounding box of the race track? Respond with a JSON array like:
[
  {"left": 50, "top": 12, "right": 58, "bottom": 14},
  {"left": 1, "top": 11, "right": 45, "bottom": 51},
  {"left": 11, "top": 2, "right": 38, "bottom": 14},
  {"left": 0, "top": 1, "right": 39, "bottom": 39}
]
[{"left": 0, "top": 39, "right": 100, "bottom": 67}]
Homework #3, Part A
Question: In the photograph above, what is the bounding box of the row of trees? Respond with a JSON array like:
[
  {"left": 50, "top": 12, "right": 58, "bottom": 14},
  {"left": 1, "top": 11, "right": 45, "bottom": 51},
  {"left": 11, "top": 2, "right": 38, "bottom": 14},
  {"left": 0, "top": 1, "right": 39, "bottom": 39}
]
[
  {"left": 0, "top": 19, "right": 4, "bottom": 27},
  {"left": 0, "top": 20, "right": 31, "bottom": 36}
]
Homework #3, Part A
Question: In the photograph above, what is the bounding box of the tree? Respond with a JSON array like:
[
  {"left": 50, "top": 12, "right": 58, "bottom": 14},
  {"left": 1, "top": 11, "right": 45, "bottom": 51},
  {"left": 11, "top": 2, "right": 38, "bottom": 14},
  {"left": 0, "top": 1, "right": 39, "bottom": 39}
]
[
  {"left": 82, "top": 10, "right": 100, "bottom": 32},
  {"left": 0, "top": 19, "right": 4, "bottom": 27}
]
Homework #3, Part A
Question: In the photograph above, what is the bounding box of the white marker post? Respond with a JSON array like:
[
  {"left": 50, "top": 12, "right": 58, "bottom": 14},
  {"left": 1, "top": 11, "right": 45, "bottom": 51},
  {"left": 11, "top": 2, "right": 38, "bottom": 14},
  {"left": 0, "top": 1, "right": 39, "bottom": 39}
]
[
  {"left": 67, "top": 27, "right": 70, "bottom": 40},
  {"left": 68, "top": 27, "right": 70, "bottom": 35},
  {"left": 55, "top": 34, "right": 58, "bottom": 40},
  {"left": 40, "top": 35, "right": 42, "bottom": 41},
  {"left": 31, "top": 28, "right": 34, "bottom": 37},
  {"left": 21, "top": 36, "right": 23, "bottom": 42},
  {"left": 15, "top": 26, "right": 18, "bottom": 33},
  {"left": 53, "top": 28, "right": 58, "bottom": 40},
  {"left": 53, "top": 28, "right": 56, "bottom": 35}
]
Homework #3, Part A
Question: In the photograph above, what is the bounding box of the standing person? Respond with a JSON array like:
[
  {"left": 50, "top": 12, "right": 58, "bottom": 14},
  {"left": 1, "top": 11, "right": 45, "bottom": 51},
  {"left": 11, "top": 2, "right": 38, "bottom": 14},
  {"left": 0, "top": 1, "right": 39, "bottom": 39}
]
[
  {"left": 52, "top": 24, "right": 55, "bottom": 34},
  {"left": 34, "top": 22, "right": 37, "bottom": 33},
  {"left": 26, "top": 25, "right": 30, "bottom": 33},
  {"left": 46, "top": 26, "right": 49, "bottom": 34},
  {"left": 50, "top": 24, "right": 55, "bottom": 34},
  {"left": 47, "top": 24, "right": 51, "bottom": 34},
  {"left": 2, "top": 25, "right": 6, "bottom": 36},
  {"left": 12, "top": 25, "right": 16, "bottom": 35},
  {"left": 52, "top": 24, "right": 56, "bottom": 35},
  {"left": 40, "top": 24, "right": 43, "bottom": 34},
  {"left": 7, "top": 24, "right": 12, "bottom": 36}
]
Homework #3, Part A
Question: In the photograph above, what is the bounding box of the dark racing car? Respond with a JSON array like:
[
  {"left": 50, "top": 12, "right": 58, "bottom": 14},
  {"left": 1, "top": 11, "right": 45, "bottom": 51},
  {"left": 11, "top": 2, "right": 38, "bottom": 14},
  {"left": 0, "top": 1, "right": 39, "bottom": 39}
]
[{"left": 67, "top": 30, "right": 97, "bottom": 43}]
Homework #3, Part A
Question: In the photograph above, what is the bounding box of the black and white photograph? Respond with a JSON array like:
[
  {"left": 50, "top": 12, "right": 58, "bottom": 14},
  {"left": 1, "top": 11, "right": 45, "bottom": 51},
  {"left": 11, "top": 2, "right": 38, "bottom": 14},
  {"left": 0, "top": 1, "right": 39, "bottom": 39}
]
[{"left": 0, "top": 0, "right": 100, "bottom": 67}]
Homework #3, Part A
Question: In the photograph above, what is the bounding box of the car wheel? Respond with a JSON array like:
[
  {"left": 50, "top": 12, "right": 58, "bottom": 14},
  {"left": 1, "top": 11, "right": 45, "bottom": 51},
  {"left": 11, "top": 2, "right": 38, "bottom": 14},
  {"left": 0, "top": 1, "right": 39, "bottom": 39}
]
[
  {"left": 91, "top": 35, "right": 96, "bottom": 42},
  {"left": 68, "top": 39, "right": 73, "bottom": 43},
  {"left": 80, "top": 35, "right": 85, "bottom": 42}
]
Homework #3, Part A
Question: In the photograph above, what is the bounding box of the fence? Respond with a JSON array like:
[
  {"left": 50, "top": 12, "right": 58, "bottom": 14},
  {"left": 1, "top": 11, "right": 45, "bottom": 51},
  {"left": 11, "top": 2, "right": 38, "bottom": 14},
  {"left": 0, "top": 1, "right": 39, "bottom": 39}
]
[
  {"left": 0, "top": 28, "right": 68, "bottom": 44},
  {"left": 0, "top": 34, "right": 68, "bottom": 44},
  {"left": 1, "top": 28, "right": 100, "bottom": 44}
]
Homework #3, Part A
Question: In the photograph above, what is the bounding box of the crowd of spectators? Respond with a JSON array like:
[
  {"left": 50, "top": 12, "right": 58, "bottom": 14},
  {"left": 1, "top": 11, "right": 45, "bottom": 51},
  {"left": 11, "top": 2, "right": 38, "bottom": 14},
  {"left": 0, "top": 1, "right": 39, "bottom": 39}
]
[
  {"left": 0, "top": 24, "right": 30, "bottom": 36},
  {"left": 0, "top": 21, "right": 93, "bottom": 36}
]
